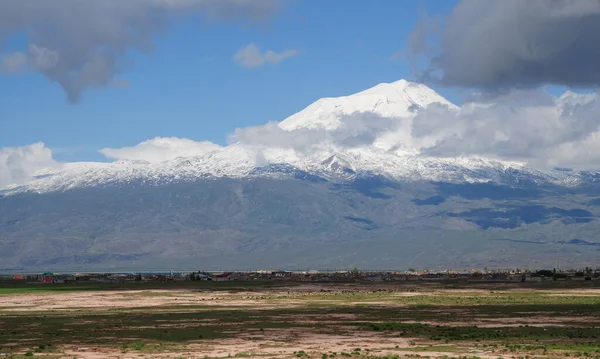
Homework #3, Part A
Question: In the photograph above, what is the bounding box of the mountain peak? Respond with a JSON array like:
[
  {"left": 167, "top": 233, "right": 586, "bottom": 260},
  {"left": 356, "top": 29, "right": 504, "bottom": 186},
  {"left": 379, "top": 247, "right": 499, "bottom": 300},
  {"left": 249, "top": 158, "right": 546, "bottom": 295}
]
[
  {"left": 320, "top": 154, "right": 356, "bottom": 175},
  {"left": 278, "top": 79, "right": 456, "bottom": 131},
  {"left": 355, "top": 78, "right": 411, "bottom": 93}
]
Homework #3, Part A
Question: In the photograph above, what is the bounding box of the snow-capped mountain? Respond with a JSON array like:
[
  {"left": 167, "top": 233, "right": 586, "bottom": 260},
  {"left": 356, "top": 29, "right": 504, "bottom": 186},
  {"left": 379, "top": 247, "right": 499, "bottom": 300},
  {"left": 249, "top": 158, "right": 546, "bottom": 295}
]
[
  {"left": 279, "top": 79, "right": 457, "bottom": 131},
  {"left": 4, "top": 80, "right": 600, "bottom": 271},
  {"left": 0, "top": 79, "right": 595, "bottom": 195}
]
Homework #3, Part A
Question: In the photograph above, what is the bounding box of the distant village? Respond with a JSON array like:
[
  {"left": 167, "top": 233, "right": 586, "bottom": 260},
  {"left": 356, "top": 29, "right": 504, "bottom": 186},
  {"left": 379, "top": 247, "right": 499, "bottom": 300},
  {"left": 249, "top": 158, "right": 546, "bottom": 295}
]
[{"left": 3, "top": 267, "right": 598, "bottom": 284}]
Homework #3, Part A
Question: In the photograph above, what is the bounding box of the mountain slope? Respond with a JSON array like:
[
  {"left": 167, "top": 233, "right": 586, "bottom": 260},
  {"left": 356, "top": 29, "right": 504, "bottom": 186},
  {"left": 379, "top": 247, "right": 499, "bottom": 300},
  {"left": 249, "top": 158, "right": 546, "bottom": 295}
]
[{"left": 2, "top": 176, "right": 600, "bottom": 271}]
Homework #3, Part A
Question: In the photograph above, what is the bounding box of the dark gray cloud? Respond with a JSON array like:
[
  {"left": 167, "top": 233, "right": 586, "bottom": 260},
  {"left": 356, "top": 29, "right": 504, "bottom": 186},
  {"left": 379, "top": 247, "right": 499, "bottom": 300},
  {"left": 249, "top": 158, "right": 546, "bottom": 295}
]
[
  {"left": 411, "top": 0, "right": 600, "bottom": 89},
  {"left": 0, "top": 0, "right": 283, "bottom": 102}
]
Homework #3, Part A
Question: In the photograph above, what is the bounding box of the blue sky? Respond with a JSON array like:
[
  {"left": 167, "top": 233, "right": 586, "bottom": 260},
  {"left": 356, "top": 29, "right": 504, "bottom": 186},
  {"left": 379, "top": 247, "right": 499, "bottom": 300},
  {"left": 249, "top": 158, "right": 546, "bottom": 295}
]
[{"left": 0, "top": 0, "right": 460, "bottom": 162}]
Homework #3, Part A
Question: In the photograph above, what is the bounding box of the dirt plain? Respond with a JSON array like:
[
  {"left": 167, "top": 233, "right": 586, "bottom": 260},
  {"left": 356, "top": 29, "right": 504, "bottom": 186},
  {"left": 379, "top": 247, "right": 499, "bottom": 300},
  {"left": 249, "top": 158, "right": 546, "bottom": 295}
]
[{"left": 0, "top": 280, "right": 599, "bottom": 359}]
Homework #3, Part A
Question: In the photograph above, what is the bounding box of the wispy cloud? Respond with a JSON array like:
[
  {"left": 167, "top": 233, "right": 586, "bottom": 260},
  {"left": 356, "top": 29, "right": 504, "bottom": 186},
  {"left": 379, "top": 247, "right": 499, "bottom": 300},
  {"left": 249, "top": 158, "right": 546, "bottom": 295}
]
[
  {"left": 110, "top": 78, "right": 132, "bottom": 88},
  {"left": 233, "top": 43, "right": 298, "bottom": 68},
  {"left": 388, "top": 50, "right": 405, "bottom": 62}
]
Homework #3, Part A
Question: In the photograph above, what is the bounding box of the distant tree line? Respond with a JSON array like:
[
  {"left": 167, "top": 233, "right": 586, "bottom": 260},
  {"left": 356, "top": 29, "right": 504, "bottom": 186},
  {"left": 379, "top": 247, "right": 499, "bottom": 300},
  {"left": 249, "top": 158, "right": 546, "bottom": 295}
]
[{"left": 532, "top": 267, "right": 595, "bottom": 280}]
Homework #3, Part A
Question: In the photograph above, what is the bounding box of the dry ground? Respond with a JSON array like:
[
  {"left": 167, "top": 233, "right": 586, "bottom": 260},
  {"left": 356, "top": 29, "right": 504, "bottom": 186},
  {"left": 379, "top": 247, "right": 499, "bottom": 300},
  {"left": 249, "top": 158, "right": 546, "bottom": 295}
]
[{"left": 0, "top": 280, "right": 599, "bottom": 359}]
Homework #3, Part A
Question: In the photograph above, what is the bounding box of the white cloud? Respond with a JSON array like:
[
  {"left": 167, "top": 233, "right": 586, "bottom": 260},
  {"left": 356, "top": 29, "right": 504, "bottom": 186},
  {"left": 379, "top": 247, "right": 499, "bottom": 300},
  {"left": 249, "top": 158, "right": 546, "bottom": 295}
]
[
  {"left": 233, "top": 43, "right": 298, "bottom": 68},
  {"left": 0, "top": 52, "right": 27, "bottom": 73},
  {"left": 229, "top": 112, "right": 399, "bottom": 154},
  {"left": 411, "top": 90, "right": 600, "bottom": 169},
  {"left": 99, "top": 137, "right": 222, "bottom": 163},
  {"left": 0, "top": 143, "right": 58, "bottom": 188}
]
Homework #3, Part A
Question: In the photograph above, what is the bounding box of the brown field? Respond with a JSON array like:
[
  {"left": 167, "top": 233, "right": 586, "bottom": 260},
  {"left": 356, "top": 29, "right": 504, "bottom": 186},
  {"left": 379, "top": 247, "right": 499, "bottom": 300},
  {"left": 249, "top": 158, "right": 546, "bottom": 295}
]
[{"left": 0, "top": 281, "right": 599, "bottom": 359}]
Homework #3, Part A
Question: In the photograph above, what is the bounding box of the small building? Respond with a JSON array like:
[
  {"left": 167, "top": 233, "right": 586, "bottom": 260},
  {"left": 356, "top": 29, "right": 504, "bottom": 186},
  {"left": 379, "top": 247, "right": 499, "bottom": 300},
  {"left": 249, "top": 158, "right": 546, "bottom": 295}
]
[{"left": 41, "top": 272, "right": 55, "bottom": 284}]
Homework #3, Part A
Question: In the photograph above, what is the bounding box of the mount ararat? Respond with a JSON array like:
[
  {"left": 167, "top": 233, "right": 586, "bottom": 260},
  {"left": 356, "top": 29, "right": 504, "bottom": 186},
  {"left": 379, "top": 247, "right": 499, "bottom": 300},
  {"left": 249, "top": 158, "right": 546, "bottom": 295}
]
[{"left": 2, "top": 80, "right": 600, "bottom": 271}]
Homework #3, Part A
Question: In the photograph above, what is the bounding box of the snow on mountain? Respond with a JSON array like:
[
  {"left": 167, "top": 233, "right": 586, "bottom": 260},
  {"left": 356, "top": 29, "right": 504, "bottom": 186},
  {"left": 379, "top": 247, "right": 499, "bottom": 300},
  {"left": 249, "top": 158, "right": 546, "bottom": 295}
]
[
  {"left": 279, "top": 79, "right": 457, "bottom": 131},
  {"left": 2, "top": 145, "right": 576, "bottom": 195},
  {"left": 1, "top": 79, "right": 595, "bottom": 195}
]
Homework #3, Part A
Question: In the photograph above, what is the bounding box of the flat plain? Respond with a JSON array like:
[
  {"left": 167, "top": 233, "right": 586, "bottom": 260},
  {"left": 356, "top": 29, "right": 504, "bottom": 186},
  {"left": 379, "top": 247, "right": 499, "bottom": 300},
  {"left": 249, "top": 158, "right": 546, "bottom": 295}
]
[{"left": 0, "top": 280, "right": 599, "bottom": 359}]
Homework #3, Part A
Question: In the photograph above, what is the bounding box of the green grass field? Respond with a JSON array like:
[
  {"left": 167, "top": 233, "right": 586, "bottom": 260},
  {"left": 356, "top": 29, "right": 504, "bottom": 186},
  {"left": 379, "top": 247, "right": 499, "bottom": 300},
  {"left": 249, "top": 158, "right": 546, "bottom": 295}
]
[{"left": 0, "top": 280, "right": 599, "bottom": 358}]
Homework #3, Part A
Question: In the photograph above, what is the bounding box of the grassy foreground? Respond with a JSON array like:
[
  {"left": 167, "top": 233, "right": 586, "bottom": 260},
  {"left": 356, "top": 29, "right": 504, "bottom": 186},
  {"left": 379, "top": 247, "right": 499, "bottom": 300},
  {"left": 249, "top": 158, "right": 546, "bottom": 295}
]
[{"left": 0, "top": 280, "right": 599, "bottom": 358}]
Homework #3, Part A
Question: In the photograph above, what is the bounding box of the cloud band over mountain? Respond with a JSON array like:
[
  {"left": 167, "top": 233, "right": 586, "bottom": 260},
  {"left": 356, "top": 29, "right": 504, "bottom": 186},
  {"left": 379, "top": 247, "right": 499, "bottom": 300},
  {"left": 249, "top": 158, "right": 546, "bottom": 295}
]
[{"left": 2, "top": 82, "right": 600, "bottom": 189}]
